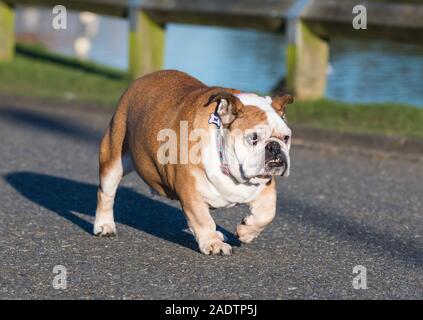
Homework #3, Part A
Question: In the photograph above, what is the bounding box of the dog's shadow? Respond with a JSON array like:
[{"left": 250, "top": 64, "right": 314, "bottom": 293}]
[{"left": 5, "top": 172, "right": 240, "bottom": 252}]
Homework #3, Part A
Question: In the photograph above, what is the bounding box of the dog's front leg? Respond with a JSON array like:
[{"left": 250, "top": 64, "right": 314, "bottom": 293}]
[
  {"left": 180, "top": 193, "right": 232, "bottom": 255},
  {"left": 237, "top": 179, "right": 277, "bottom": 243}
]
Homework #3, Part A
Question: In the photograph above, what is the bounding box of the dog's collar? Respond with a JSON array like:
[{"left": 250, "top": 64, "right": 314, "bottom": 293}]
[
  {"left": 215, "top": 128, "right": 230, "bottom": 176},
  {"left": 208, "top": 112, "right": 230, "bottom": 176}
]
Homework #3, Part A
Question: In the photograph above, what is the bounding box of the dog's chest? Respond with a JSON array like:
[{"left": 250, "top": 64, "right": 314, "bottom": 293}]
[{"left": 193, "top": 170, "right": 265, "bottom": 208}]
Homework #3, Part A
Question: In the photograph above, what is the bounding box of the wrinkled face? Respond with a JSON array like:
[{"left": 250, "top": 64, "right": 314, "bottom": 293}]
[
  {"left": 204, "top": 91, "right": 293, "bottom": 183},
  {"left": 218, "top": 93, "right": 293, "bottom": 183},
  {"left": 227, "top": 94, "right": 292, "bottom": 182}
]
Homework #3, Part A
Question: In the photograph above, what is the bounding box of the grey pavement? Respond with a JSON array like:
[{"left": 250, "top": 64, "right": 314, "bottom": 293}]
[{"left": 0, "top": 100, "right": 423, "bottom": 299}]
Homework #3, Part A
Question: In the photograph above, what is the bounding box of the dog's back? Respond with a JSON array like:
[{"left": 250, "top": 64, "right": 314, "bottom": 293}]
[{"left": 107, "top": 70, "right": 210, "bottom": 198}]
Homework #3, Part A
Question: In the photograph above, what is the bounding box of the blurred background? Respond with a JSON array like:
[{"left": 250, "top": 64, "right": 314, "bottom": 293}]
[
  {"left": 12, "top": 5, "right": 423, "bottom": 105},
  {"left": 1, "top": 1, "right": 423, "bottom": 140}
]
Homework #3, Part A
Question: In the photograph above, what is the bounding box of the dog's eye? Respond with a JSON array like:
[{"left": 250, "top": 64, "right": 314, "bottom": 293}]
[
  {"left": 283, "top": 135, "right": 290, "bottom": 144},
  {"left": 248, "top": 132, "right": 258, "bottom": 146}
]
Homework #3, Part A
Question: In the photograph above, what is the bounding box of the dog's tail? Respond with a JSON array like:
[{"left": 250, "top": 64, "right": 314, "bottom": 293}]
[{"left": 98, "top": 89, "right": 131, "bottom": 173}]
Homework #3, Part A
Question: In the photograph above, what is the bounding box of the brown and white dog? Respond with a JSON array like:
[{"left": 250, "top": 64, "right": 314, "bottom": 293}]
[{"left": 94, "top": 70, "right": 293, "bottom": 255}]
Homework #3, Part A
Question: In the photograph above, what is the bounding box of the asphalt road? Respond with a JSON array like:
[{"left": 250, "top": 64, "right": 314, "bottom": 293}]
[{"left": 0, "top": 100, "right": 422, "bottom": 299}]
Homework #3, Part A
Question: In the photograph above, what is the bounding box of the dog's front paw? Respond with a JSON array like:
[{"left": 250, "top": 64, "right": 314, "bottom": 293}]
[
  {"left": 198, "top": 232, "right": 232, "bottom": 255},
  {"left": 236, "top": 222, "right": 262, "bottom": 243},
  {"left": 93, "top": 221, "right": 117, "bottom": 237}
]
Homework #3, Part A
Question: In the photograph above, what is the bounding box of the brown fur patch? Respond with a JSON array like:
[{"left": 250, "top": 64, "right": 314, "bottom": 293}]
[{"left": 230, "top": 105, "right": 268, "bottom": 131}]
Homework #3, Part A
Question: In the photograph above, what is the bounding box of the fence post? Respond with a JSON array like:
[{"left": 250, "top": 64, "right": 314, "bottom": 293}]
[
  {"left": 128, "top": 9, "right": 165, "bottom": 79},
  {"left": 0, "top": 1, "right": 14, "bottom": 62},
  {"left": 285, "top": 0, "right": 328, "bottom": 100}
]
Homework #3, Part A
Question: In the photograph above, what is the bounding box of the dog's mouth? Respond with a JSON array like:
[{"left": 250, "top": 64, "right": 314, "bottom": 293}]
[
  {"left": 254, "top": 165, "right": 287, "bottom": 180},
  {"left": 240, "top": 151, "right": 289, "bottom": 181},
  {"left": 263, "top": 157, "right": 288, "bottom": 177},
  {"left": 266, "top": 159, "right": 285, "bottom": 168},
  {"left": 264, "top": 140, "right": 289, "bottom": 176},
  {"left": 265, "top": 164, "right": 287, "bottom": 175}
]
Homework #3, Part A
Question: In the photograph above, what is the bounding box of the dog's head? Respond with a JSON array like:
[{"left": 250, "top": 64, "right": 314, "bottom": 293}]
[{"left": 204, "top": 92, "right": 293, "bottom": 183}]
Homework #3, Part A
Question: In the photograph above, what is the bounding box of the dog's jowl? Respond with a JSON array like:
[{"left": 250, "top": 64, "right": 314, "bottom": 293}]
[{"left": 94, "top": 70, "right": 294, "bottom": 255}]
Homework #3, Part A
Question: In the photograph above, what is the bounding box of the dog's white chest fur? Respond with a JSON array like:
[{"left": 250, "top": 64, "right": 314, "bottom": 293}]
[{"left": 193, "top": 169, "right": 266, "bottom": 208}]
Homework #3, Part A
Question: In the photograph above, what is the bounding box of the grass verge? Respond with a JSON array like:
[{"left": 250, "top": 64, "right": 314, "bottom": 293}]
[
  {"left": 1, "top": 43, "right": 423, "bottom": 138},
  {"left": 0, "top": 43, "right": 130, "bottom": 107},
  {"left": 288, "top": 99, "right": 423, "bottom": 139}
]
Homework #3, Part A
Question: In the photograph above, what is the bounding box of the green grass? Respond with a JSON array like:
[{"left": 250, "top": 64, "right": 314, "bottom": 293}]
[
  {"left": 1, "top": 43, "right": 423, "bottom": 138},
  {"left": 288, "top": 99, "right": 423, "bottom": 139},
  {"left": 0, "top": 43, "right": 131, "bottom": 107}
]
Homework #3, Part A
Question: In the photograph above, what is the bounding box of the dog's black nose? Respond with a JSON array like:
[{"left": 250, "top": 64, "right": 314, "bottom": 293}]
[{"left": 265, "top": 141, "right": 281, "bottom": 156}]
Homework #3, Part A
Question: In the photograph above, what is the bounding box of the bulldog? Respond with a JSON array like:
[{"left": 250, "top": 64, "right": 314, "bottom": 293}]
[{"left": 94, "top": 70, "right": 293, "bottom": 255}]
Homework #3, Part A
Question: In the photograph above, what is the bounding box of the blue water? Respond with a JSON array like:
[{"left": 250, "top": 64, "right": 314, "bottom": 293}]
[
  {"left": 328, "top": 38, "right": 423, "bottom": 106},
  {"left": 165, "top": 24, "right": 285, "bottom": 95},
  {"left": 165, "top": 24, "right": 423, "bottom": 107},
  {"left": 15, "top": 7, "right": 423, "bottom": 107}
]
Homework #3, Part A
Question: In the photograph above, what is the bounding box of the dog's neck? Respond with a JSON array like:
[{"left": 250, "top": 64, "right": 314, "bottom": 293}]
[
  {"left": 215, "top": 127, "right": 231, "bottom": 176},
  {"left": 208, "top": 112, "right": 230, "bottom": 176}
]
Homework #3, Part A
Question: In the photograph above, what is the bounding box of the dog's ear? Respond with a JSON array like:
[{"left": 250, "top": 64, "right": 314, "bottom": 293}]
[
  {"left": 271, "top": 93, "right": 294, "bottom": 118},
  {"left": 204, "top": 92, "right": 244, "bottom": 126}
]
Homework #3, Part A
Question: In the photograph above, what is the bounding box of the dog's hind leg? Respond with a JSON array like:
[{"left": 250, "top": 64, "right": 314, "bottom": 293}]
[{"left": 94, "top": 102, "right": 133, "bottom": 237}]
